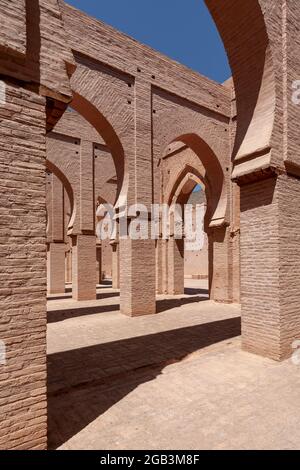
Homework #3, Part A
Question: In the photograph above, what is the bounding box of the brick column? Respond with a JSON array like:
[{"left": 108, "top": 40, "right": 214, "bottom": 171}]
[
  {"left": 47, "top": 174, "right": 66, "bottom": 294},
  {"left": 72, "top": 235, "right": 96, "bottom": 301},
  {"left": 70, "top": 139, "right": 96, "bottom": 301},
  {"left": 120, "top": 234, "right": 156, "bottom": 317},
  {"left": 80, "top": 140, "right": 95, "bottom": 233},
  {"left": 110, "top": 240, "right": 120, "bottom": 289},
  {"left": 167, "top": 236, "right": 185, "bottom": 295},
  {"left": 47, "top": 242, "right": 66, "bottom": 294},
  {"left": 162, "top": 238, "right": 169, "bottom": 294},
  {"left": 208, "top": 226, "right": 231, "bottom": 303},
  {"left": 118, "top": 79, "right": 156, "bottom": 316},
  {"left": 156, "top": 237, "right": 164, "bottom": 294},
  {"left": 96, "top": 243, "right": 102, "bottom": 285},
  {"left": 240, "top": 174, "right": 300, "bottom": 360},
  {"left": 0, "top": 82, "right": 48, "bottom": 449},
  {"left": 65, "top": 244, "right": 72, "bottom": 284}
]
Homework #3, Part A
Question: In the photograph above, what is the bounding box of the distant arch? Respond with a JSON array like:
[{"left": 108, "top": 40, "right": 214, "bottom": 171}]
[
  {"left": 46, "top": 160, "right": 76, "bottom": 233},
  {"left": 164, "top": 133, "right": 226, "bottom": 227},
  {"left": 169, "top": 170, "right": 210, "bottom": 232}
]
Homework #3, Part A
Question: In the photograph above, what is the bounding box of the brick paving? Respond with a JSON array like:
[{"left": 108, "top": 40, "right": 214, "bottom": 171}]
[{"left": 47, "top": 280, "right": 300, "bottom": 450}]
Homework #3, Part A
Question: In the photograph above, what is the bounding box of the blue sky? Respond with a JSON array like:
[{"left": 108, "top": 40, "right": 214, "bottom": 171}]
[{"left": 66, "top": 0, "right": 231, "bottom": 83}]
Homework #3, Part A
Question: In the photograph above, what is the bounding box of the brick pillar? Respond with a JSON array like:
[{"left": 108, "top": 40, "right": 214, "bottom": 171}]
[
  {"left": 240, "top": 174, "right": 300, "bottom": 360},
  {"left": 230, "top": 182, "right": 241, "bottom": 303},
  {"left": 47, "top": 242, "right": 66, "bottom": 294},
  {"left": 80, "top": 140, "right": 95, "bottom": 233},
  {"left": 96, "top": 243, "right": 102, "bottom": 284},
  {"left": 162, "top": 238, "right": 169, "bottom": 294},
  {"left": 230, "top": 229, "right": 240, "bottom": 303},
  {"left": 167, "top": 236, "right": 184, "bottom": 295},
  {"left": 0, "top": 82, "right": 48, "bottom": 449},
  {"left": 208, "top": 226, "right": 231, "bottom": 303},
  {"left": 72, "top": 235, "right": 96, "bottom": 301},
  {"left": 65, "top": 246, "right": 72, "bottom": 284},
  {"left": 111, "top": 240, "right": 120, "bottom": 289},
  {"left": 120, "top": 236, "right": 156, "bottom": 317},
  {"left": 46, "top": 171, "right": 66, "bottom": 295},
  {"left": 118, "top": 80, "right": 156, "bottom": 316},
  {"left": 156, "top": 237, "right": 164, "bottom": 294}
]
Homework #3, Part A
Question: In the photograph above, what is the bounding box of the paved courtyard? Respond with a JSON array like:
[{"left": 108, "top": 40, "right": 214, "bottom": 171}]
[{"left": 47, "top": 280, "right": 300, "bottom": 450}]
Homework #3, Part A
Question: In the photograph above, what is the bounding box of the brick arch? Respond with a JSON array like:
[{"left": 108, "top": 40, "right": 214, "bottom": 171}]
[
  {"left": 46, "top": 159, "right": 76, "bottom": 233},
  {"left": 164, "top": 134, "right": 227, "bottom": 227},
  {"left": 71, "top": 92, "right": 128, "bottom": 208},
  {"left": 167, "top": 169, "right": 211, "bottom": 233},
  {"left": 167, "top": 169, "right": 207, "bottom": 206},
  {"left": 205, "top": 0, "right": 277, "bottom": 173}
]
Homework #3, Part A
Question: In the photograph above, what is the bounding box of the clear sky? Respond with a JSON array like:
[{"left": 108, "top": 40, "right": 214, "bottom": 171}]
[{"left": 65, "top": 0, "right": 231, "bottom": 84}]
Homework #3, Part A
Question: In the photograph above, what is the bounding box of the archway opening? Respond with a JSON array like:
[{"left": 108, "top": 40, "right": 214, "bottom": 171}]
[
  {"left": 184, "top": 184, "right": 208, "bottom": 288},
  {"left": 156, "top": 134, "right": 227, "bottom": 308},
  {"left": 45, "top": 98, "right": 123, "bottom": 301}
]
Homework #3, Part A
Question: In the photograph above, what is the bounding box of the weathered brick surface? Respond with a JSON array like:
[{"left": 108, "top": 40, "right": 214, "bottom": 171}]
[
  {"left": 0, "top": 81, "right": 47, "bottom": 449},
  {"left": 0, "top": 0, "right": 26, "bottom": 57},
  {"left": 0, "top": 0, "right": 73, "bottom": 104},
  {"left": 279, "top": 175, "right": 300, "bottom": 358},
  {"left": 240, "top": 174, "right": 300, "bottom": 360},
  {"left": 241, "top": 175, "right": 300, "bottom": 360}
]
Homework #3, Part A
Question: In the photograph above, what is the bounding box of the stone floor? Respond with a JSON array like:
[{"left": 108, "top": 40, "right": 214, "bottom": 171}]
[{"left": 47, "top": 280, "right": 300, "bottom": 450}]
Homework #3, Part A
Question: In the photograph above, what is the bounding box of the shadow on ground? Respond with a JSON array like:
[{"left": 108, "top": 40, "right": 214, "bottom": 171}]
[
  {"left": 47, "top": 294, "right": 209, "bottom": 323},
  {"left": 47, "top": 282, "right": 113, "bottom": 301},
  {"left": 47, "top": 304, "right": 121, "bottom": 323},
  {"left": 156, "top": 295, "right": 208, "bottom": 313},
  {"left": 47, "top": 316, "right": 241, "bottom": 449},
  {"left": 184, "top": 287, "right": 209, "bottom": 296}
]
